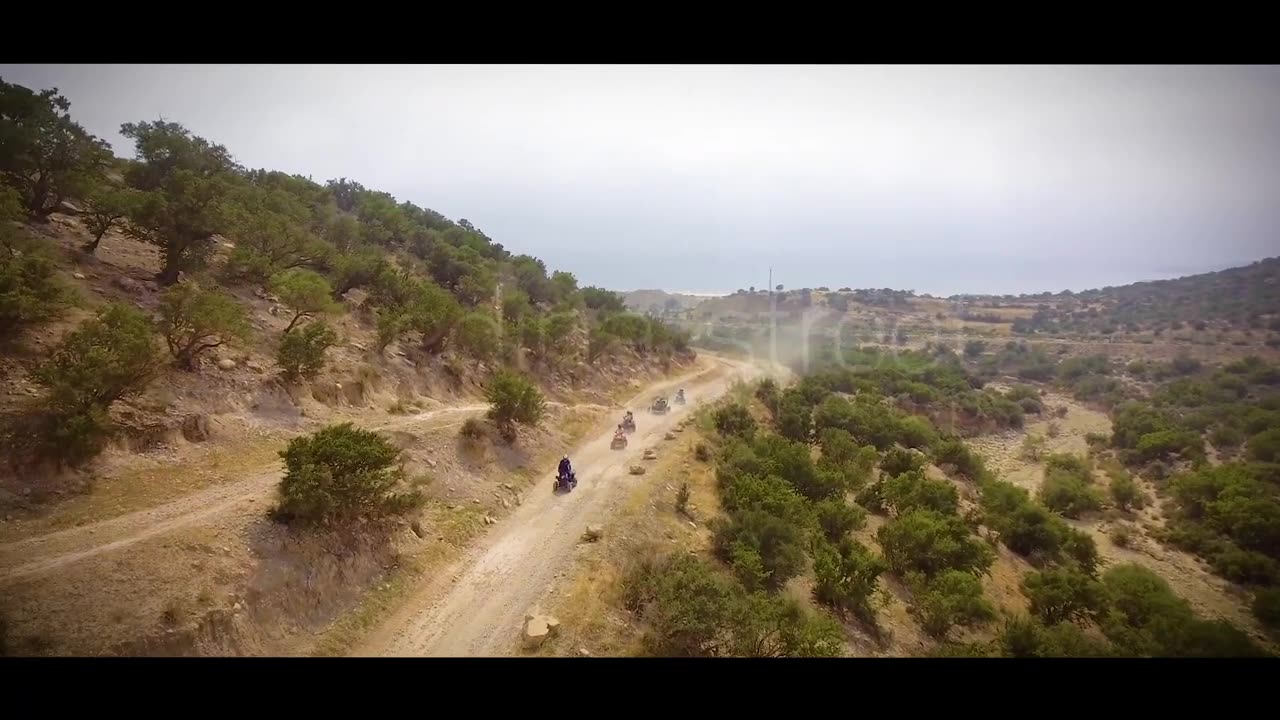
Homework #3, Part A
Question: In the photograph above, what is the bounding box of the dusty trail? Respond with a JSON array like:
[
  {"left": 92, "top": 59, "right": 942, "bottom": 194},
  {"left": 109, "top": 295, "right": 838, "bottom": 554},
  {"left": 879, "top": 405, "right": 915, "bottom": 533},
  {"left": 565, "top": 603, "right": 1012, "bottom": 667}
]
[
  {"left": 0, "top": 403, "right": 490, "bottom": 585},
  {"left": 354, "top": 355, "right": 759, "bottom": 657}
]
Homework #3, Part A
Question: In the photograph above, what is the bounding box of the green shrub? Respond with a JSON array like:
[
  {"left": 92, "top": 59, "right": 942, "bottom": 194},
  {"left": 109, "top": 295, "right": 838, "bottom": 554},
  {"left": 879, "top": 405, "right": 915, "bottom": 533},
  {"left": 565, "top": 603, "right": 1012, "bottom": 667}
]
[
  {"left": 158, "top": 280, "right": 250, "bottom": 370},
  {"left": 980, "top": 479, "right": 1099, "bottom": 572},
  {"left": 0, "top": 233, "right": 72, "bottom": 335},
  {"left": 813, "top": 498, "right": 866, "bottom": 541},
  {"left": 277, "top": 321, "right": 337, "bottom": 380},
  {"left": 484, "top": 370, "right": 546, "bottom": 442},
  {"left": 932, "top": 437, "right": 988, "bottom": 480},
  {"left": 1021, "top": 434, "right": 1046, "bottom": 461},
  {"left": 459, "top": 417, "right": 486, "bottom": 442},
  {"left": 1209, "top": 425, "right": 1244, "bottom": 449},
  {"left": 34, "top": 303, "right": 159, "bottom": 416},
  {"left": 1110, "top": 524, "right": 1134, "bottom": 547},
  {"left": 1100, "top": 563, "right": 1268, "bottom": 657},
  {"left": 1022, "top": 566, "right": 1109, "bottom": 625},
  {"left": 813, "top": 394, "right": 900, "bottom": 451},
  {"left": 1109, "top": 473, "right": 1146, "bottom": 511},
  {"left": 896, "top": 415, "right": 940, "bottom": 450},
  {"left": 880, "top": 446, "right": 926, "bottom": 477},
  {"left": 713, "top": 403, "right": 757, "bottom": 440},
  {"left": 997, "top": 616, "right": 1114, "bottom": 657},
  {"left": 911, "top": 569, "right": 996, "bottom": 639},
  {"left": 270, "top": 268, "right": 339, "bottom": 333},
  {"left": 1168, "top": 463, "right": 1280, "bottom": 560},
  {"left": 454, "top": 311, "right": 501, "bottom": 360},
  {"left": 775, "top": 391, "right": 812, "bottom": 443},
  {"left": 1039, "top": 469, "right": 1104, "bottom": 518},
  {"left": 715, "top": 507, "right": 809, "bottom": 592},
  {"left": 754, "top": 378, "right": 779, "bottom": 413},
  {"left": 625, "top": 553, "right": 842, "bottom": 657},
  {"left": 1252, "top": 588, "right": 1280, "bottom": 632},
  {"left": 10, "top": 303, "right": 160, "bottom": 467},
  {"left": 816, "top": 428, "right": 877, "bottom": 490},
  {"left": 675, "top": 482, "right": 690, "bottom": 515},
  {"left": 1208, "top": 546, "right": 1279, "bottom": 585},
  {"left": 812, "top": 536, "right": 887, "bottom": 621},
  {"left": 274, "top": 422, "right": 422, "bottom": 526},
  {"left": 1248, "top": 428, "right": 1280, "bottom": 463},
  {"left": 876, "top": 509, "right": 994, "bottom": 578},
  {"left": 694, "top": 443, "right": 711, "bottom": 462},
  {"left": 882, "top": 468, "right": 960, "bottom": 516},
  {"left": 1136, "top": 429, "right": 1204, "bottom": 462}
]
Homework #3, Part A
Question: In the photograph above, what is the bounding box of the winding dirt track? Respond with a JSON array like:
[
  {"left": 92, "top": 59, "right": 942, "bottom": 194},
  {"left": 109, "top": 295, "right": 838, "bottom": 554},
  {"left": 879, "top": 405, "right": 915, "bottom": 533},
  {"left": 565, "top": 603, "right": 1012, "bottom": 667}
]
[
  {"left": 354, "top": 355, "right": 761, "bottom": 657},
  {"left": 0, "top": 404, "right": 491, "bottom": 586}
]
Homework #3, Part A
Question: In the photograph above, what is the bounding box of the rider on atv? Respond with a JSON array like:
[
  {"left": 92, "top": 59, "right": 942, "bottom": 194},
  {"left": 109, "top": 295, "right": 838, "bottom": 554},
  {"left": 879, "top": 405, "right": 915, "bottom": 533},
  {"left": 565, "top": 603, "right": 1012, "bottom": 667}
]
[
  {"left": 558, "top": 454, "right": 574, "bottom": 480},
  {"left": 676, "top": 388, "right": 685, "bottom": 402}
]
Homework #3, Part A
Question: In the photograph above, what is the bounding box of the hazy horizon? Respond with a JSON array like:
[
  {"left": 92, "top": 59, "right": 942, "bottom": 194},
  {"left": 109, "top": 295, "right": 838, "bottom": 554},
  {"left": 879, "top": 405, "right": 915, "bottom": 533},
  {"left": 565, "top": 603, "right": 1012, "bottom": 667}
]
[{"left": 3, "top": 64, "right": 1278, "bottom": 297}]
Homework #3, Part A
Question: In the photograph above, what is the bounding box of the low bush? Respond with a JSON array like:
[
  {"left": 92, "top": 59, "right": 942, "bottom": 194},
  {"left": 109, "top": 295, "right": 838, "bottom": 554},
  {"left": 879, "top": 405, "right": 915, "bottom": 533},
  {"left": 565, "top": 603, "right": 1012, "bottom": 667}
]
[
  {"left": 459, "top": 417, "right": 486, "bottom": 442},
  {"left": 8, "top": 304, "right": 160, "bottom": 467},
  {"left": 277, "top": 322, "right": 337, "bottom": 380},
  {"left": 911, "top": 569, "right": 995, "bottom": 639},
  {"left": 876, "top": 509, "right": 994, "bottom": 578},
  {"left": 1100, "top": 563, "right": 1268, "bottom": 657},
  {"left": 1022, "top": 566, "right": 1109, "bottom": 625},
  {"left": 1040, "top": 468, "right": 1104, "bottom": 518},
  {"left": 713, "top": 403, "right": 757, "bottom": 440},
  {"left": 997, "top": 616, "right": 1114, "bottom": 658},
  {"left": 1252, "top": 588, "right": 1280, "bottom": 632},
  {"left": 274, "top": 422, "right": 423, "bottom": 526},
  {"left": 813, "top": 498, "right": 867, "bottom": 541},
  {"left": 1109, "top": 473, "right": 1146, "bottom": 511},
  {"left": 812, "top": 536, "right": 887, "bottom": 621},
  {"left": 484, "top": 370, "right": 546, "bottom": 442},
  {"left": 623, "top": 553, "right": 843, "bottom": 657},
  {"left": 0, "top": 233, "right": 72, "bottom": 336},
  {"left": 880, "top": 446, "right": 926, "bottom": 477},
  {"left": 158, "top": 281, "right": 250, "bottom": 370},
  {"left": 882, "top": 468, "right": 960, "bottom": 516}
]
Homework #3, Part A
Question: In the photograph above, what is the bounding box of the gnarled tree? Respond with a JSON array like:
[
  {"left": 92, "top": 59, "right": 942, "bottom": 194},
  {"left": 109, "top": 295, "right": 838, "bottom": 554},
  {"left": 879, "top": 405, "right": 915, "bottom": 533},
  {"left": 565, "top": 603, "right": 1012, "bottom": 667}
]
[
  {"left": 119, "top": 120, "right": 240, "bottom": 285},
  {"left": 158, "top": 280, "right": 249, "bottom": 370},
  {"left": 0, "top": 79, "right": 111, "bottom": 218}
]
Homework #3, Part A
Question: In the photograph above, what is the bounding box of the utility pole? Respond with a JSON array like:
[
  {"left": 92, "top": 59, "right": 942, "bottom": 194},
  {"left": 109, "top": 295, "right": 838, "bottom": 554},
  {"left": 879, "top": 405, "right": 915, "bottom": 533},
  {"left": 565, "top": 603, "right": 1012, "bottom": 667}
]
[{"left": 768, "top": 267, "right": 776, "bottom": 367}]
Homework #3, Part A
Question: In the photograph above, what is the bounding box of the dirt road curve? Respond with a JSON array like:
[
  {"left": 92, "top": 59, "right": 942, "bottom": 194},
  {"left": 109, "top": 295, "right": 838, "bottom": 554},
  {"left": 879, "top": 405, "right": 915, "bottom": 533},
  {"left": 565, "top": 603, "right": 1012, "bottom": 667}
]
[
  {"left": 0, "top": 404, "right": 491, "bottom": 586},
  {"left": 354, "top": 356, "right": 761, "bottom": 657}
]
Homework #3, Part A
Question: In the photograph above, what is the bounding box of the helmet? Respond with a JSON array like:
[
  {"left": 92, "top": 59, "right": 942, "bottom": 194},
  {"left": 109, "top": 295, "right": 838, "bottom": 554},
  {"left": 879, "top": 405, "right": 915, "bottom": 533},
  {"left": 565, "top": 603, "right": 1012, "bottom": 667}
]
[{"left": 562, "top": 454, "right": 569, "bottom": 460}]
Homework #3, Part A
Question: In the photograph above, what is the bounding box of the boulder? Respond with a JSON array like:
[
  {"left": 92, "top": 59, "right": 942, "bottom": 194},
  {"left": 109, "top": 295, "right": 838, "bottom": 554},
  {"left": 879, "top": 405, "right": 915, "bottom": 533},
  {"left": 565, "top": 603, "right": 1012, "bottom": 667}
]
[
  {"left": 246, "top": 360, "right": 265, "bottom": 373},
  {"left": 582, "top": 524, "right": 603, "bottom": 542},
  {"left": 72, "top": 272, "right": 86, "bottom": 280},
  {"left": 664, "top": 432, "right": 676, "bottom": 440},
  {"left": 629, "top": 465, "right": 646, "bottom": 475},
  {"left": 217, "top": 358, "right": 237, "bottom": 371},
  {"left": 56, "top": 200, "right": 83, "bottom": 215},
  {"left": 181, "top": 414, "right": 211, "bottom": 442},
  {"left": 522, "top": 613, "right": 560, "bottom": 650},
  {"left": 643, "top": 448, "right": 657, "bottom": 460}
]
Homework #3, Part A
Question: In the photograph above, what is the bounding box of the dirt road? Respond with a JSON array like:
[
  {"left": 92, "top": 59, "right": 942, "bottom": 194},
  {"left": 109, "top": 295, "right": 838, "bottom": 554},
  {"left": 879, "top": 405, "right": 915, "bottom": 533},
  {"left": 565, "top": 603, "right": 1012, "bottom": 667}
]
[
  {"left": 0, "top": 403, "right": 491, "bottom": 585},
  {"left": 354, "top": 356, "right": 760, "bottom": 657}
]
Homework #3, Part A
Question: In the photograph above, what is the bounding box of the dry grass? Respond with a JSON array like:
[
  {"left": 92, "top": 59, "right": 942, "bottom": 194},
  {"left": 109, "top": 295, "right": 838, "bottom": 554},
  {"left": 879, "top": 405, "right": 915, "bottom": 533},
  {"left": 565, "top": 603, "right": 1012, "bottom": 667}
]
[{"left": 0, "top": 435, "right": 284, "bottom": 543}]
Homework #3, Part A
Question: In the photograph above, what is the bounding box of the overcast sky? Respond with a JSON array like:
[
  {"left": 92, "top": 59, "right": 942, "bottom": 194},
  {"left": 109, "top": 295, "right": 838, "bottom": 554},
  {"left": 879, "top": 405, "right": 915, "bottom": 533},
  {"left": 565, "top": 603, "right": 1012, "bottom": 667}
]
[{"left": 4, "top": 64, "right": 1278, "bottom": 296}]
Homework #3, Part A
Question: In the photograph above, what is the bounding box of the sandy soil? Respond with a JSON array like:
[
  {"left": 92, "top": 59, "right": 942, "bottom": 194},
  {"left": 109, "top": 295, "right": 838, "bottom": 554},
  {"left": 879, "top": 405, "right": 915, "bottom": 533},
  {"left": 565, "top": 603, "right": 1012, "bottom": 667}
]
[{"left": 351, "top": 356, "right": 759, "bottom": 656}]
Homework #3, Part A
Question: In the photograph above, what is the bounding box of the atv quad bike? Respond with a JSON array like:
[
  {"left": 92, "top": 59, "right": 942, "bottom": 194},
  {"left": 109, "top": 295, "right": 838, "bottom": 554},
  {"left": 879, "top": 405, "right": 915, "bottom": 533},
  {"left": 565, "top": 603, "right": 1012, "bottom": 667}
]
[
  {"left": 554, "top": 470, "right": 578, "bottom": 493},
  {"left": 611, "top": 431, "right": 628, "bottom": 450},
  {"left": 651, "top": 397, "right": 669, "bottom": 414},
  {"left": 674, "top": 388, "right": 686, "bottom": 405},
  {"left": 621, "top": 413, "right": 637, "bottom": 433}
]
